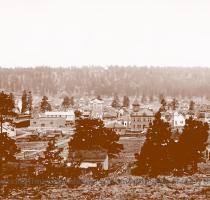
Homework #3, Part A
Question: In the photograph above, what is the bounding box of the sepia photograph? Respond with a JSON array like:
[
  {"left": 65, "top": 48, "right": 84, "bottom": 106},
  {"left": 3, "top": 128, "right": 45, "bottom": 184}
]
[{"left": 0, "top": 0, "right": 210, "bottom": 199}]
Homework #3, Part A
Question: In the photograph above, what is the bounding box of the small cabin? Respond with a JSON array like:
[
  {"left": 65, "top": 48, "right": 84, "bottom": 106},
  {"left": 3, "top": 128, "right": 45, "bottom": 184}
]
[{"left": 68, "top": 149, "right": 108, "bottom": 171}]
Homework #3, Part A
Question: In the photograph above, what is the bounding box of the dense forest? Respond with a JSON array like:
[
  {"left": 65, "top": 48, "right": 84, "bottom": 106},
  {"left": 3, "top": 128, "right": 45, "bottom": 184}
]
[{"left": 0, "top": 66, "right": 210, "bottom": 97}]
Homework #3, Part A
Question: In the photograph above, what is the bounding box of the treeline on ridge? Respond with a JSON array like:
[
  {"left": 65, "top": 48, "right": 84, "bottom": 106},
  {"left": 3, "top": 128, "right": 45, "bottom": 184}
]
[{"left": 0, "top": 66, "right": 209, "bottom": 97}]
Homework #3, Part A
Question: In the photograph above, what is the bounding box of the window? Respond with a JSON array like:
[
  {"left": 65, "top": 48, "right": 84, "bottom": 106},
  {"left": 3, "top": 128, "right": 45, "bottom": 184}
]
[
  {"left": 50, "top": 122, "right": 54, "bottom": 125},
  {"left": 33, "top": 122, "right": 36, "bottom": 125},
  {"left": 41, "top": 123, "right": 45, "bottom": 127}
]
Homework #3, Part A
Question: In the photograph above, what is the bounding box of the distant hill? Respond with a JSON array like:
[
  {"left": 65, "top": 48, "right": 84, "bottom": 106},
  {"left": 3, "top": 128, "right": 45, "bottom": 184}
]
[{"left": 0, "top": 66, "right": 209, "bottom": 97}]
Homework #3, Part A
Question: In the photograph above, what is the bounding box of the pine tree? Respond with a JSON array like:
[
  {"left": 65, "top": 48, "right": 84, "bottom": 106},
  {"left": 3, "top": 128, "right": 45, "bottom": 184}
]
[
  {"left": 0, "top": 91, "right": 16, "bottom": 133},
  {"left": 132, "top": 111, "right": 173, "bottom": 176},
  {"left": 159, "top": 96, "right": 167, "bottom": 112},
  {"left": 41, "top": 139, "right": 63, "bottom": 174},
  {"left": 189, "top": 100, "right": 195, "bottom": 111},
  {"left": 9, "top": 93, "right": 15, "bottom": 110},
  {"left": 111, "top": 95, "right": 120, "bottom": 108},
  {"left": 69, "top": 118, "right": 123, "bottom": 158},
  {"left": 161, "top": 98, "right": 166, "bottom": 107},
  {"left": 177, "top": 117, "right": 209, "bottom": 173},
  {"left": 123, "top": 96, "right": 130, "bottom": 107},
  {"left": 27, "top": 91, "right": 33, "bottom": 116},
  {"left": 40, "top": 96, "right": 52, "bottom": 112},
  {"left": 21, "top": 90, "right": 27, "bottom": 113},
  {"left": 70, "top": 96, "right": 74, "bottom": 106},
  {"left": 62, "top": 96, "right": 71, "bottom": 110},
  {"left": 0, "top": 132, "right": 19, "bottom": 162},
  {"left": 74, "top": 110, "right": 82, "bottom": 118},
  {"left": 159, "top": 94, "right": 164, "bottom": 103},
  {"left": 171, "top": 98, "right": 178, "bottom": 110}
]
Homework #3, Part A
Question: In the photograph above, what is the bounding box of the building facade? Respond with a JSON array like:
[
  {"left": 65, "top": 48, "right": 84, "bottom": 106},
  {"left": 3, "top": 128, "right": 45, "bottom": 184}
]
[
  {"left": 172, "top": 112, "right": 185, "bottom": 129},
  {"left": 130, "top": 98, "right": 154, "bottom": 132},
  {"left": 90, "top": 98, "right": 104, "bottom": 119},
  {"left": 30, "top": 117, "right": 66, "bottom": 128},
  {"left": 44, "top": 111, "right": 75, "bottom": 125}
]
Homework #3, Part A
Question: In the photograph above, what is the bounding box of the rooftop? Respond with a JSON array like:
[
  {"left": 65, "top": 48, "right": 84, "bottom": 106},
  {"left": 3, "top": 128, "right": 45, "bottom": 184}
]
[
  {"left": 45, "top": 111, "right": 75, "bottom": 116},
  {"left": 69, "top": 148, "right": 107, "bottom": 162},
  {"left": 132, "top": 97, "right": 140, "bottom": 106},
  {"left": 131, "top": 108, "right": 154, "bottom": 116}
]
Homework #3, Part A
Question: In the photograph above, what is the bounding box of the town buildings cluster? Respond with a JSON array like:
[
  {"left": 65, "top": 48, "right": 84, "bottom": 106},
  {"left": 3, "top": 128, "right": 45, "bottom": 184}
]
[{"left": 2, "top": 92, "right": 210, "bottom": 171}]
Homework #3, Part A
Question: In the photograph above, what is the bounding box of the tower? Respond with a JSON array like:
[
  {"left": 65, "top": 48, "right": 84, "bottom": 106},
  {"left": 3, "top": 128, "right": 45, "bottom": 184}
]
[{"left": 132, "top": 97, "right": 140, "bottom": 112}]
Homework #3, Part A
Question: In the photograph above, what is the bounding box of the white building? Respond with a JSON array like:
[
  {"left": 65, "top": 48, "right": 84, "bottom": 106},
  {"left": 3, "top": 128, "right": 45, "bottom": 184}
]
[
  {"left": 172, "top": 112, "right": 185, "bottom": 129},
  {"left": 44, "top": 111, "right": 75, "bottom": 124},
  {"left": 89, "top": 98, "right": 104, "bottom": 119}
]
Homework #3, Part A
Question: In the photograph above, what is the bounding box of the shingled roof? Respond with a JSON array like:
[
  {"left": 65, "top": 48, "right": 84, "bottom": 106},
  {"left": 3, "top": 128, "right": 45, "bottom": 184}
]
[{"left": 131, "top": 108, "right": 154, "bottom": 116}]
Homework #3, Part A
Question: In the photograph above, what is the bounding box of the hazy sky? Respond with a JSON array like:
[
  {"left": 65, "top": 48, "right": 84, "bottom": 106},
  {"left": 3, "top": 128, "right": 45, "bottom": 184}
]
[{"left": 0, "top": 0, "right": 210, "bottom": 67}]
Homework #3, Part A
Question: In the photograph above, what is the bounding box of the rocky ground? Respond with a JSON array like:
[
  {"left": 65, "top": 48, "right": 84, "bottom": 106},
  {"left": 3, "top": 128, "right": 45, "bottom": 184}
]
[
  {"left": 1, "top": 173, "right": 210, "bottom": 200},
  {"left": 2, "top": 137, "right": 210, "bottom": 199}
]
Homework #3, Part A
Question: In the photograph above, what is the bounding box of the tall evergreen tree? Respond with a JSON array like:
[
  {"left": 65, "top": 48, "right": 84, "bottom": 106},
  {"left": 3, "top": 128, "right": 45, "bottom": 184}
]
[
  {"left": 0, "top": 132, "right": 19, "bottom": 179},
  {"left": 176, "top": 117, "right": 209, "bottom": 173},
  {"left": 40, "top": 139, "right": 63, "bottom": 175},
  {"left": 70, "top": 96, "right": 74, "bottom": 106},
  {"left": 132, "top": 112, "right": 173, "bottom": 176},
  {"left": 0, "top": 132, "right": 19, "bottom": 162},
  {"left": 159, "top": 94, "right": 164, "bottom": 103},
  {"left": 27, "top": 91, "right": 33, "bottom": 116},
  {"left": 171, "top": 98, "right": 178, "bottom": 110},
  {"left": 69, "top": 118, "right": 123, "bottom": 158},
  {"left": 159, "top": 96, "right": 167, "bottom": 112},
  {"left": 189, "top": 100, "right": 195, "bottom": 111},
  {"left": 9, "top": 93, "right": 15, "bottom": 114},
  {"left": 21, "top": 90, "right": 27, "bottom": 113},
  {"left": 111, "top": 94, "right": 120, "bottom": 108},
  {"left": 74, "top": 110, "right": 82, "bottom": 119},
  {"left": 40, "top": 96, "right": 52, "bottom": 112},
  {"left": 0, "top": 91, "right": 16, "bottom": 133},
  {"left": 62, "top": 96, "right": 71, "bottom": 110},
  {"left": 122, "top": 96, "right": 130, "bottom": 107}
]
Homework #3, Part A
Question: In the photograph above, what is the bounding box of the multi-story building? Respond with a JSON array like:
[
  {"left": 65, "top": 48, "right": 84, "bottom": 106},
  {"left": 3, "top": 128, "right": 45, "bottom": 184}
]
[
  {"left": 130, "top": 98, "right": 154, "bottom": 132},
  {"left": 171, "top": 111, "right": 185, "bottom": 130},
  {"left": 89, "top": 98, "right": 104, "bottom": 119}
]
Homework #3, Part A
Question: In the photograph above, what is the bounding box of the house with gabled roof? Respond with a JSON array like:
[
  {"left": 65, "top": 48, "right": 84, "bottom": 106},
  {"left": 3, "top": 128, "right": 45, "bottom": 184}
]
[{"left": 105, "top": 121, "right": 126, "bottom": 135}]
